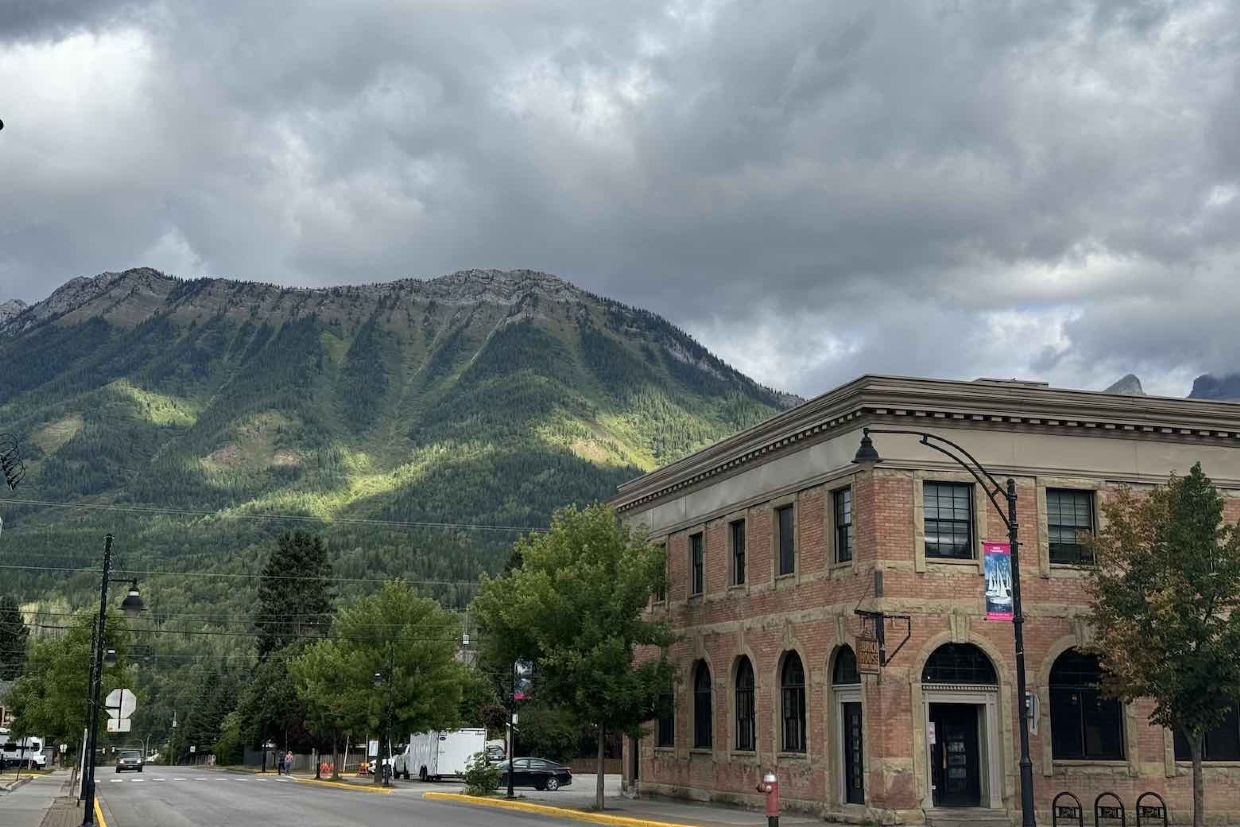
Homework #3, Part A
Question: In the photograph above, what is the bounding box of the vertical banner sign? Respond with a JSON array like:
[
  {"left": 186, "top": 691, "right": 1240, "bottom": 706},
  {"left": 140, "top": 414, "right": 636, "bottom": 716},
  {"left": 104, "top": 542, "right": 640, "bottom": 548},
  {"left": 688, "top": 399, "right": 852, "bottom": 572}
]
[{"left": 983, "top": 542, "right": 1013, "bottom": 621}]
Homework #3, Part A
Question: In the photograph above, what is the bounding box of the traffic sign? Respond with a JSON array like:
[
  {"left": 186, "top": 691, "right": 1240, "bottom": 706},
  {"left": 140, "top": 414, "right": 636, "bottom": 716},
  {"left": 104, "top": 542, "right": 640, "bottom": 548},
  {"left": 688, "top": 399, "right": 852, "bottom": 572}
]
[
  {"left": 105, "top": 688, "right": 137, "bottom": 719},
  {"left": 106, "top": 719, "right": 132, "bottom": 733},
  {"left": 189, "top": 746, "right": 196, "bottom": 754}
]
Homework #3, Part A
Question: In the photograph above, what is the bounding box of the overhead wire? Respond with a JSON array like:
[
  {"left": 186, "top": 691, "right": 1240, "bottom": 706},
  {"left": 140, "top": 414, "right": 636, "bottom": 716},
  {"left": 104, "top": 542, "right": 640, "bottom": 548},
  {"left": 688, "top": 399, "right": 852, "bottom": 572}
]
[{"left": 0, "top": 495, "right": 548, "bottom": 534}]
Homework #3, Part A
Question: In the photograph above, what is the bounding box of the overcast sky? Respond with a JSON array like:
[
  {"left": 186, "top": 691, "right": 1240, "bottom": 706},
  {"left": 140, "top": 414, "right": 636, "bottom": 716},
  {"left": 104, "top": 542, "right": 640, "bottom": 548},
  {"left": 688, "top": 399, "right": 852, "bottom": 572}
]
[{"left": 2, "top": 1, "right": 1238, "bottom": 398}]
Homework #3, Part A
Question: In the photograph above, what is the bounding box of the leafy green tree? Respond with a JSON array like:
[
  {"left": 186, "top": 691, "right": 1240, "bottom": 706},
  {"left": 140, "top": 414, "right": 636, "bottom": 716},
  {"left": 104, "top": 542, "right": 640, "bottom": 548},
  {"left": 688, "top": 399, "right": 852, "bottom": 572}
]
[
  {"left": 255, "top": 532, "right": 334, "bottom": 658},
  {"left": 1087, "top": 464, "right": 1240, "bottom": 827},
  {"left": 472, "top": 504, "right": 673, "bottom": 809},
  {"left": 212, "top": 711, "right": 245, "bottom": 766},
  {"left": 291, "top": 580, "right": 466, "bottom": 781},
  {"left": 0, "top": 596, "right": 29, "bottom": 680},
  {"left": 516, "top": 702, "right": 582, "bottom": 764},
  {"left": 234, "top": 645, "right": 316, "bottom": 756},
  {"left": 6, "top": 609, "right": 134, "bottom": 750},
  {"left": 289, "top": 637, "right": 362, "bottom": 780}
]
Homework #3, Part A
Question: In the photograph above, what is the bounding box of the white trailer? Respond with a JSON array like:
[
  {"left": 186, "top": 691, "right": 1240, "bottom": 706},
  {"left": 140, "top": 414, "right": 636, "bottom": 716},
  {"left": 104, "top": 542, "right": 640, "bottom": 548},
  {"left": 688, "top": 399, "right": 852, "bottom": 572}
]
[{"left": 394, "top": 729, "right": 486, "bottom": 781}]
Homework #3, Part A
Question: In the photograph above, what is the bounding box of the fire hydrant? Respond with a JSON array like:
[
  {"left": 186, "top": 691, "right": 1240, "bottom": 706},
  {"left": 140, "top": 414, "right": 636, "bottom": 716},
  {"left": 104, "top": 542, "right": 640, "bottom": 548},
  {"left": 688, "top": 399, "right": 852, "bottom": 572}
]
[{"left": 756, "top": 771, "right": 779, "bottom": 827}]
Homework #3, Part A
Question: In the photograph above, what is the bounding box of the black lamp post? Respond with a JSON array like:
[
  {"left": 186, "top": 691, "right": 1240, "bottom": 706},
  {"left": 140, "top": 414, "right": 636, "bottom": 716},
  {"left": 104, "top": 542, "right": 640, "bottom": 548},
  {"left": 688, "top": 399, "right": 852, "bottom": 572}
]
[
  {"left": 81, "top": 535, "right": 144, "bottom": 827},
  {"left": 371, "top": 653, "right": 394, "bottom": 787},
  {"left": 853, "top": 427, "right": 1036, "bottom": 827}
]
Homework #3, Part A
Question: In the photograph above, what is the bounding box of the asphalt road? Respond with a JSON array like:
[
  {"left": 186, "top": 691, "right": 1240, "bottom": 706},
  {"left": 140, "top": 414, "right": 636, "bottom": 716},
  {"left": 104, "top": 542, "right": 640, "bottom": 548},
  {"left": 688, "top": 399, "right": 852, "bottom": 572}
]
[{"left": 97, "top": 768, "right": 579, "bottom": 827}]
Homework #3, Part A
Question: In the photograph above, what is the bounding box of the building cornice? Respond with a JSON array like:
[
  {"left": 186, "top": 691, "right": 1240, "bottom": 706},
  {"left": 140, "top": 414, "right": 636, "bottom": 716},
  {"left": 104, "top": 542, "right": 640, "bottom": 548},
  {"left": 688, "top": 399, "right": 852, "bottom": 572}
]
[{"left": 612, "top": 374, "right": 1240, "bottom": 514}]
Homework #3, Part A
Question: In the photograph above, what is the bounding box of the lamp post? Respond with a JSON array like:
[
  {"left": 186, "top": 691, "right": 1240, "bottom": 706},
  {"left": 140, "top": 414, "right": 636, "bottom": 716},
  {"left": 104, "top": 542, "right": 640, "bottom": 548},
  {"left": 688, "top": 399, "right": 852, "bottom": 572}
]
[
  {"left": 81, "top": 535, "right": 144, "bottom": 827},
  {"left": 853, "top": 427, "right": 1036, "bottom": 827},
  {"left": 371, "top": 651, "right": 394, "bottom": 787}
]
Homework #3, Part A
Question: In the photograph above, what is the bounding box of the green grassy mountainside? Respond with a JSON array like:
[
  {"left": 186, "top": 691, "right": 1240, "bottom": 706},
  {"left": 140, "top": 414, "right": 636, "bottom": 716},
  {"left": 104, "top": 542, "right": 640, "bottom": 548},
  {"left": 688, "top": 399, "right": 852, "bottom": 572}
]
[{"left": 1, "top": 266, "right": 790, "bottom": 621}]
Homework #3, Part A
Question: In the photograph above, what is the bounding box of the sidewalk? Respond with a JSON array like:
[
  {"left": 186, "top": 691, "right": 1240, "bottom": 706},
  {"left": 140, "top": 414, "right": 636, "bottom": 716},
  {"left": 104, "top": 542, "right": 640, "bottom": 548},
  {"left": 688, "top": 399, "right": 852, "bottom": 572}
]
[
  {"left": 0, "top": 771, "right": 70, "bottom": 827},
  {"left": 424, "top": 776, "right": 820, "bottom": 827}
]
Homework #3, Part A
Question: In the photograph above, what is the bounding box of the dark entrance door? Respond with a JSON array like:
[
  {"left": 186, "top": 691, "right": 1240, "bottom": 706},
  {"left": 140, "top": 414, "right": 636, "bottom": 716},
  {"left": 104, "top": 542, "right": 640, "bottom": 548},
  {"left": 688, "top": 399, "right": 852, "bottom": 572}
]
[
  {"left": 930, "top": 704, "right": 981, "bottom": 808},
  {"left": 843, "top": 702, "right": 864, "bottom": 804}
]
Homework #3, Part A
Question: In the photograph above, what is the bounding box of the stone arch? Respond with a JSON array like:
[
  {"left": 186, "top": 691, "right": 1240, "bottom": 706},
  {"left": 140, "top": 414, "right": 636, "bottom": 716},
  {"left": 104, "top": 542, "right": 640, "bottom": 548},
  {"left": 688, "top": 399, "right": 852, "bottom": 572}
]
[
  {"left": 912, "top": 631, "right": 1010, "bottom": 688},
  {"left": 829, "top": 643, "right": 860, "bottom": 686}
]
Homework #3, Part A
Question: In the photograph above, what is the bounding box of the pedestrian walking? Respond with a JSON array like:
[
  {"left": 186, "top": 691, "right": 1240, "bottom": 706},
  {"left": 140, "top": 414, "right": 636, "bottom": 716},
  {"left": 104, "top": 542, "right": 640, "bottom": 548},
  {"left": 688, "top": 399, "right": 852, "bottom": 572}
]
[
  {"left": 285, "top": 751, "right": 294, "bottom": 775},
  {"left": 276, "top": 750, "right": 285, "bottom": 775}
]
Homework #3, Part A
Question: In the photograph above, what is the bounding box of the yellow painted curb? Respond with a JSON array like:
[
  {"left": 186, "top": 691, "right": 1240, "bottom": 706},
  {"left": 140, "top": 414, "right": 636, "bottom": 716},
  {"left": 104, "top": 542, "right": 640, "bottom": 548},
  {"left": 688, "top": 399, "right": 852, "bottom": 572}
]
[
  {"left": 94, "top": 799, "right": 109, "bottom": 827},
  {"left": 421, "top": 792, "right": 700, "bottom": 827},
  {"left": 292, "top": 776, "right": 395, "bottom": 794}
]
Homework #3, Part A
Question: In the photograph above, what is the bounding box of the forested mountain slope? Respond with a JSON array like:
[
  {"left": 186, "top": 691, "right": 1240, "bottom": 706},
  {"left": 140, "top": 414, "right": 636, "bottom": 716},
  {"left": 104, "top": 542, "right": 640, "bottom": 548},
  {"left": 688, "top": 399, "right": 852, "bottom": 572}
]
[{"left": 0, "top": 267, "right": 790, "bottom": 612}]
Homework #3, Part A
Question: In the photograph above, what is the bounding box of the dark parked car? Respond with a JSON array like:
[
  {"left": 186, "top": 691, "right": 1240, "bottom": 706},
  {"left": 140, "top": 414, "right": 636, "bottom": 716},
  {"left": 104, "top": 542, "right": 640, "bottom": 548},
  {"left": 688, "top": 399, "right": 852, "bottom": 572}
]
[
  {"left": 497, "top": 757, "right": 572, "bottom": 791},
  {"left": 116, "top": 749, "right": 144, "bottom": 773}
]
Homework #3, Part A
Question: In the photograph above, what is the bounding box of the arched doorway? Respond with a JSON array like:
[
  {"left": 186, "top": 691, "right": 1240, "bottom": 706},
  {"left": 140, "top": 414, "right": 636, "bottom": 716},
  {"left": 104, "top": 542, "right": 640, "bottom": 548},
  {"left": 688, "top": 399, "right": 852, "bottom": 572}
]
[
  {"left": 831, "top": 646, "right": 864, "bottom": 806},
  {"left": 920, "top": 642, "right": 1002, "bottom": 811}
]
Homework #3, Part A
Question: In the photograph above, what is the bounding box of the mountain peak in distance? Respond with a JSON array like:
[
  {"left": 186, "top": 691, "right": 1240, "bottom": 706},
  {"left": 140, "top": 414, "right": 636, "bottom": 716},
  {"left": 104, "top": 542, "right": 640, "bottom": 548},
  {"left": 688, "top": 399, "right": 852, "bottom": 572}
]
[
  {"left": 1189, "top": 373, "right": 1240, "bottom": 401},
  {"left": 1102, "top": 374, "right": 1145, "bottom": 396}
]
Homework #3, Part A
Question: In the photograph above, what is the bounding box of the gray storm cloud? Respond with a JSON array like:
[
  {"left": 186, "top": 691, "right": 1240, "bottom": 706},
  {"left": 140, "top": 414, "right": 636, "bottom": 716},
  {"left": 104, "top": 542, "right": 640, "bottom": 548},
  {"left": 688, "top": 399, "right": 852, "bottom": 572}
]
[{"left": 1, "top": 0, "right": 1237, "bottom": 397}]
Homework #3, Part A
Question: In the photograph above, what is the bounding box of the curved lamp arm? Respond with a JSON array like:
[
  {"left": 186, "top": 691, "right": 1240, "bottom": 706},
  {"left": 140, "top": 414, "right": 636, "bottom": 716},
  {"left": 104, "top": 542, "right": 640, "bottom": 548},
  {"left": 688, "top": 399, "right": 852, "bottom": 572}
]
[{"left": 863, "top": 427, "right": 1012, "bottom": 530}]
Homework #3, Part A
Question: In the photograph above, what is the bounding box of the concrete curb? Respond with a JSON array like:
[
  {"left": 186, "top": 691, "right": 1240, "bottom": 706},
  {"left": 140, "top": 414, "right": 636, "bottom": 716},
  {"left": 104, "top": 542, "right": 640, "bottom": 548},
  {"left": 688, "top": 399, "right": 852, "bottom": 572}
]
[
  {"left": 292, "top": 776, "right": 394, "bottom": 794},
  {"left": 421, "top": 792, "right": 702, "bottom": 827}
]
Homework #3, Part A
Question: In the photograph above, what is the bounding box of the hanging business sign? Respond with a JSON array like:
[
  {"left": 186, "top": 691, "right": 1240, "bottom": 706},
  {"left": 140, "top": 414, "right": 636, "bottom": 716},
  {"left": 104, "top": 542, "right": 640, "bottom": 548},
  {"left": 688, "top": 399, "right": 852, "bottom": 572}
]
[
  {"left": 983, "top": 542, "right": 1013, "bottom": 621},
  {"left": 856, "top": 635, "right": 881, "bottom": 674}
]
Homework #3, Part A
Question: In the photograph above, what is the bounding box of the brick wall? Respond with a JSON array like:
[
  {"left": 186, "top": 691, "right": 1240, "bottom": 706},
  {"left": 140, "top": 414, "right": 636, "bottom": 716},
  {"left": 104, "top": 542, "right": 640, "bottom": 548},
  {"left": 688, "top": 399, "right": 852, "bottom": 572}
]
[{"left": 629, "top": 468, "right": 1240, "bottom": 825}]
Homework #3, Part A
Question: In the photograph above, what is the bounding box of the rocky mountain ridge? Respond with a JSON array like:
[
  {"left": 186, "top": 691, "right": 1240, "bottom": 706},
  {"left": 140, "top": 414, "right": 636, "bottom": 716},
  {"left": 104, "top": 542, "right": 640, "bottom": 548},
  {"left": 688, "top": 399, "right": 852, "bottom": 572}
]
[{"left": 0, "top": 299, "right": 27, "bottom": 325}]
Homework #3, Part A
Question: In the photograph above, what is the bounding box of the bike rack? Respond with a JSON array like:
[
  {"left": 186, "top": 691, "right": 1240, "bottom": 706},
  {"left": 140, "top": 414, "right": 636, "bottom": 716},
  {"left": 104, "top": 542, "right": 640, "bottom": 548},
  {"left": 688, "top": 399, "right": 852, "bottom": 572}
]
[
  {"left": 1053, "top": 792, "right": 1085, "bottom": 827},
  {"left": 1095, "top": 792, "right": 1126, "bottom": 827},
  {"left": 1135, "top": 792, "right": 1168, "bottom": 827}
]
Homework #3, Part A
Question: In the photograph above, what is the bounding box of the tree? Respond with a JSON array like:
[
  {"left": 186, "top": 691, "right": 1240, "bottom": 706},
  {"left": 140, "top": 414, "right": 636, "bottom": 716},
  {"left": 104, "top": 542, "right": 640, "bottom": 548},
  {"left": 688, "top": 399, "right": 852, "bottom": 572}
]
[
  {"left": 290, "top": 580, "right": 466, "bottom": 782},
  {"left": 0, "top": 596, "right": 29, "bottom": 680},
  {"left": 255, "top": 531, "right": 333, "bottom": 658},
  {"left": 234, "top": 644, "right": 316, "bottom": 756},
  {"left": 6, "top": 609, "right": 135, "bottom": 749},
  {"left": 1087, "top": 464, "right": 1240, "bottom": 827},
  {"left": 472, "top": 504, "right": 673, "bottom": 810},
  {"left": 288, "top": 637, "right": 365, "bottom": 780}
]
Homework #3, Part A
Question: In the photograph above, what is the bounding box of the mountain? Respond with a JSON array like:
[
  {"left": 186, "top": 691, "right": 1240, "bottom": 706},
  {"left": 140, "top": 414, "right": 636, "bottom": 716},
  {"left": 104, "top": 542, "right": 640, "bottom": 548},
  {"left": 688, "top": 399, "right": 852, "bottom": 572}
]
[
  {"left": 1102, "top": 373, "right": 1145, "bottom": 396},
  {"left": 1188, "top": 373, "right": 1240, "bottom": 401},
  {"left": 0, "top": 299, "right": 26, "bottom": 325},
  {"left": 0, "top": 267, "right": 790, "bottom": 598}
]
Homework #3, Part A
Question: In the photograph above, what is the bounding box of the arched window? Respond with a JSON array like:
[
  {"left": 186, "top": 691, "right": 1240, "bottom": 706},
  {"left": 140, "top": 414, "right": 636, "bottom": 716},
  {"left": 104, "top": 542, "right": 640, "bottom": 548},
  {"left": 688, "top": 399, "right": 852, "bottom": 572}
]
[
  {"left": 735, "top": 657, "right": 756, "bottom": 752},
  {"left": 693, "top": 661, "right": 713, "bottom": 749},
  {"left": 922, "top": 643, "right": 998, "bottom": 684},
  {"left": 833, "top": 646, "right": 860, "bottom": 685},
  {"left": 1050, "top": 650, "right": 1124, "bottom": 760},
  {"left": 781, "top": 652, "right": 807, "bottom": 753}
]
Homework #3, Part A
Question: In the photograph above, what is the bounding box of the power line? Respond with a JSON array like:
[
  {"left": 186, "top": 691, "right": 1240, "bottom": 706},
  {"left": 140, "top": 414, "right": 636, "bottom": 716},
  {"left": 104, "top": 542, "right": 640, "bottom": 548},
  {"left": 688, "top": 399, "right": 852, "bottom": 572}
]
[
  {"left": 0, "top": 496, "right": 547, "bottom": 534},
  {"left": 0, "top": 563, "right": 486, "bottom": 587}
]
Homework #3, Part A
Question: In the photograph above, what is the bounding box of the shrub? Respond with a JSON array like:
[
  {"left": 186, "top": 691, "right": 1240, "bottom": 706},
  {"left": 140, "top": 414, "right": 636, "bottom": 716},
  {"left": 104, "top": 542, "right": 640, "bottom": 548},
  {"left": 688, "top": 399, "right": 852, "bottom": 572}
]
[{"left": 462, "top": 752, "right": 501, "bottom": 796}]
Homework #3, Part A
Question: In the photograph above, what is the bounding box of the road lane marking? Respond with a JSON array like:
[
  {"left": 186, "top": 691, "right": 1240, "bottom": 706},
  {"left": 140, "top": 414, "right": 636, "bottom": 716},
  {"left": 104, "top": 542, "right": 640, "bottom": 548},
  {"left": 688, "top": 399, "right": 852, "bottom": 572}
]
[{"left": 109, "top": 779, "right": 124, "bottom": 783}]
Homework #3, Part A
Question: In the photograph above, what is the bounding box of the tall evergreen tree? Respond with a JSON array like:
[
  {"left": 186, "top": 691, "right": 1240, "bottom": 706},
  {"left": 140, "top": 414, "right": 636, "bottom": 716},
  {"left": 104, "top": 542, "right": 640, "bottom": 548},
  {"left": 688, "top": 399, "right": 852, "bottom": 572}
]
[
  {"left": 0, "top": 596, "right": 29, "bottom": 680},
  {"left": 255, "top": 532, "right": 333, "bottom": 658}
]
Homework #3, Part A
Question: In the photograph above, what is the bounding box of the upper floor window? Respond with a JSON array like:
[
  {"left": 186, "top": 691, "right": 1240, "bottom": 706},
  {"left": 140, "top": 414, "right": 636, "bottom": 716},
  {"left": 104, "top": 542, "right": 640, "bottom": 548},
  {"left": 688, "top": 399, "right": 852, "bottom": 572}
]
[
  {"left": 693, "top": 661, "right": 713, "bottom": 749},
  {"left": 653, "top": 542, "right": 667, "bottom": 602},
  {"left": 776, "top": 504, "right": 796, "bottom": 575},
  {"left": 834, "top": 487, "right": 854, "bottom": 563},
  {"left": 1050, "top": 650, "right": 1124, "bottom": 761},
  {"left": 689, "top": 532, "right": 704, "bottom": 597},
  {"left": 655, "top": 692, "right": 674, "bottom": 747},
  {"left": 924, "top": 482, "right": 973, "bottom": 559},
  {"left": 734, "top": 656, "right": 756, "bottom": 752},
  {"left": 1174, "top": 703, "right": 1240, "bottom": 762},
  {"left": 1047, "top": 489, "right": 1095, "bottom": 565},
  {"left": 730, "top": 520, "right": 747, "bottom": 586},
  {"left": 781, "top": 652, "right": 807, "bottom": 753}
]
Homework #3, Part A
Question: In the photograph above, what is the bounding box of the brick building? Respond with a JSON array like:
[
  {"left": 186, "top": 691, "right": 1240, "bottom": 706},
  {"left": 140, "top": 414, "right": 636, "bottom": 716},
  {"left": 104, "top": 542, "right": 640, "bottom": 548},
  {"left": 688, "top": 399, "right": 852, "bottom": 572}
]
[{"left": 613, "top": 375, "right": 1240, "bottom": 826}]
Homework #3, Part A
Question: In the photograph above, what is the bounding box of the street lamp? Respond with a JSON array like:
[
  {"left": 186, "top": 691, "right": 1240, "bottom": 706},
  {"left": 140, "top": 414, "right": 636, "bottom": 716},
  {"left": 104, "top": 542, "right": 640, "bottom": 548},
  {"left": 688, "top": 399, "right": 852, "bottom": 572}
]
[
  {"left": 853, "top": 427, "right": 1036, "bottom": 827},
  {"left": 81, "top": 534, "right": 144, "bottom": 827},
  {"left": 372, "top": 657, "right": 394, "bottom": 787}
]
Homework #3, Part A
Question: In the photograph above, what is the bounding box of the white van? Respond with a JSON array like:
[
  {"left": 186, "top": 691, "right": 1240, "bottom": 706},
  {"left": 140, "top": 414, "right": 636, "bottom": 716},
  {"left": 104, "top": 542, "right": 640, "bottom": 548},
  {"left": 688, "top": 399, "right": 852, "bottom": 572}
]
[
  {"left": 1, "top": 735, "right": 47, "bottom": 769},
  {"left": 393, "top": 729, "right": 486, "bottom": 781}
]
